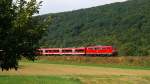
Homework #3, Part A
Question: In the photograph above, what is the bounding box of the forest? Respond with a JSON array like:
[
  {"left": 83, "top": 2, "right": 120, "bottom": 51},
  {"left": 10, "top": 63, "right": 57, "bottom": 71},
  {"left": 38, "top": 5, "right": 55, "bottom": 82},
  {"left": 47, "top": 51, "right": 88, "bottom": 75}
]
[{"left": 38, "top": 0, "right": 150, "bottom": 56}]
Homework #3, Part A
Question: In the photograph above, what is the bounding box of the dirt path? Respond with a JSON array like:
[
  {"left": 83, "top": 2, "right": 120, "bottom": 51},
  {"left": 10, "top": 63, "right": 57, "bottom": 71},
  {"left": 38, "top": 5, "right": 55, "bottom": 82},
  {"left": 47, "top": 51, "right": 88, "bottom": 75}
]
[{"left": 0, "top": 62, "right": 150, "bottom": 76}]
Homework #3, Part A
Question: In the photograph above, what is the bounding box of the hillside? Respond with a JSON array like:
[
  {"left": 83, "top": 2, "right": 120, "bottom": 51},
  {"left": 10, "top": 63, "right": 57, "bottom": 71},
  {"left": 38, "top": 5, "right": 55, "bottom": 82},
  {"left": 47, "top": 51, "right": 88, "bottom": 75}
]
[{"left": 39, "top": 0, "right": 150, "bottom": 56}]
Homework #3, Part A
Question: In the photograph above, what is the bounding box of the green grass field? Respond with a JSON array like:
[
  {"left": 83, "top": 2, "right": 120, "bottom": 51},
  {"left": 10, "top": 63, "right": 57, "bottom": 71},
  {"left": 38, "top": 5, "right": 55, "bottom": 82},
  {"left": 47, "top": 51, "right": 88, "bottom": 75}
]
[
  {"left": 0, "top": 75, "right": 150, "bottom": 84},
  {"left": 0, "top": 75, "right": 81, "bottom": 84},
  {"left": 0, "top": 57, "right": 150, "bottom": 84}
]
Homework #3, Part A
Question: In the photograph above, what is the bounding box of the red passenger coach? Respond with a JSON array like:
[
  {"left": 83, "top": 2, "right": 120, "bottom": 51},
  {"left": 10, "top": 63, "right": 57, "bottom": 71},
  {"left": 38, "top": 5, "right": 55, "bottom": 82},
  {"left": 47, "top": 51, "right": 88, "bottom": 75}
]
[
  {"left": 38, "top": 47, "right": 85, "bottom": 55},
  {"left": 38, "top": 45, "right": 117, "bottom": 56}
]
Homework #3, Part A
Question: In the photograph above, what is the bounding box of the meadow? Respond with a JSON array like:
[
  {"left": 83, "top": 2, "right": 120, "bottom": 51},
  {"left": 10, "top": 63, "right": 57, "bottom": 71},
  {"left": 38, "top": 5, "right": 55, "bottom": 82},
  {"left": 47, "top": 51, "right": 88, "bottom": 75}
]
[{"left": 0, "top": 56, "right": 150, "bottom": 84}]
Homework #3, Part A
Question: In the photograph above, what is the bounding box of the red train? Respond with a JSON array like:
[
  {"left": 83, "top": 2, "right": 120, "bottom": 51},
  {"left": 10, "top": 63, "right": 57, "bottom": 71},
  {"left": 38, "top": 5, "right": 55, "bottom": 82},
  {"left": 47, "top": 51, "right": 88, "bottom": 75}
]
[{"left": 37, "top": 45, "right": 117, "bottom": 56}]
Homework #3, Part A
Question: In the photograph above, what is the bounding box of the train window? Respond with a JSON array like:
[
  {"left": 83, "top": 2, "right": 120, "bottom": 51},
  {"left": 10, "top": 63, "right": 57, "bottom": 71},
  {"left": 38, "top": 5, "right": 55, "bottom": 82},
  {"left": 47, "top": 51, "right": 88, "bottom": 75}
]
[
  {"left": 94, "top": 48, "right": 100, "bottom": 50},
  {"left": 52, "top": 50, "right": 59, "bottom": 52},
  {"left": 107, "top": 47, "right": 110, "bottom": 49},
  {"left": 45, "top": 50, "right": 59, "bottom": 53},
  {"left": 39, "top": 50, "right": 43, "bottom": 53},
  {"left": 102, "top": 48, "right": 106, "bottom": 49},
  {"left": 88, "top": 48, "right": 94, "bottom": 50},
  {"left": 45, "top": 50, "right": 50, "bottom": 53},
  {"left": 75, "top": 49, "right": 84, "bottom": 52},
  {"left": 62, "top": 50, "right": 72, "bottom": 52},
  {"left": 88, "top": 47, "right": 100, "bottom": 50}
]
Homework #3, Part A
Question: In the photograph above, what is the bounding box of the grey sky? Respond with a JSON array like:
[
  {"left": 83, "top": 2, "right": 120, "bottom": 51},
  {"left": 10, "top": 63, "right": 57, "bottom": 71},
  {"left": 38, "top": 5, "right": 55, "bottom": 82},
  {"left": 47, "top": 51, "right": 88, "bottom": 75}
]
[{"left": 36, "top": 0, "right": 127, "bottom": 15}]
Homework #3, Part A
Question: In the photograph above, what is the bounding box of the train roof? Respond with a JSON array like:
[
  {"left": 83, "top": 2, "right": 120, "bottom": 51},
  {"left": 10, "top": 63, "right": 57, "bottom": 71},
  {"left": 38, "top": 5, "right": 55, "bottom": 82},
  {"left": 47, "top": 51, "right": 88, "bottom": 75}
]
[
  {"left": 38, "top": 45, "right": 113, "bottom": 50},
  {"left": 39, "top": 47, "right": 85, "bottom": 50},
  {"left": 86, "top": 45, "right": 112, "bottom": 47}
]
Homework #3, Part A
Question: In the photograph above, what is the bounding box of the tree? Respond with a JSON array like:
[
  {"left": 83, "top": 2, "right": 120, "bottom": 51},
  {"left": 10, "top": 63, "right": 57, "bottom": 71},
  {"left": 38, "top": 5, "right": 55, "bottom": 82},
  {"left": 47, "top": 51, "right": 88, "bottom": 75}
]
[{"left": 0, "top": 0, "right": 50, "bottom": 71}]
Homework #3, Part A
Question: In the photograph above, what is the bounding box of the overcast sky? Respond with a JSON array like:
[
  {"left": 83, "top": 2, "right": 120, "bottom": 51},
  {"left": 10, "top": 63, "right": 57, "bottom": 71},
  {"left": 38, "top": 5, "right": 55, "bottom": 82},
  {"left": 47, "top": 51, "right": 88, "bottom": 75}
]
[{"left": 35, "top": 0, "right": 127, "bottom": 15}]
